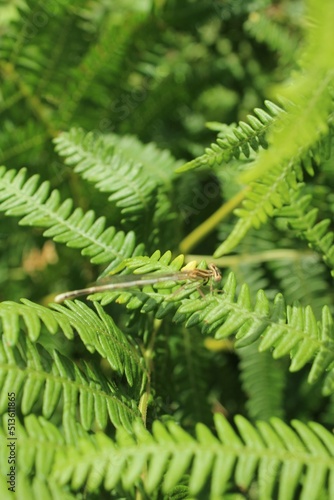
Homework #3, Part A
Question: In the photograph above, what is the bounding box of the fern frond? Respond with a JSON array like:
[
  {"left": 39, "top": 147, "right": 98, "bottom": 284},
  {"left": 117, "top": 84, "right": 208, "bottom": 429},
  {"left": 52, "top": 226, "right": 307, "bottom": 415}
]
[
  {"left": 0, "top": 413, "right": 83, "bottom": 499},
  {"left": 175, "top": 273, "right": 334, "bottom": 395},
  {"left": 57, "top": 13, "right": 147, "bottom": 126},
  {"left": 268, "top": 253, "right": 331, "bottom": 315},
  {"left": 53, "top": 413, "right": 334, "bottom": 498},
  {"left": 0, "top": 3, "right": 333, "bottom": 496},
  {"left": 244, "top": 11, "right": 300, "bottom": 65},
  {"left": 50, "top": 301, "right": 146, "bottom": 388},
  {"left": 153, "top": 327, "right": 215, "bottom": 426},
  {"left": 238, "top": 341, "right": 286, "bottom": 420},
  {"left": 240, "top": 0, "right": 334, "bottom": 184},
  {"left": 213, "top": 125, "right": 332, "bottom": 257},
  {"left": 0, "top": 298, "right": 73, "bottom": 346},
  {"left": 179, "top": 106, "right": 331, "bottom": 259},
  {"left": 176, "top": 100, "right": 283, "bottom": 172},
  {"left": 53, "top": 128, "right": 179, "bottom": 232},
  {"left": 0, "top": 331, "right": 140, "bottom": 431},
  {"left": 101, "top": 132, "right": 182, "bottom": 183},
  {"left": 214, "top": 164, "right": 303, "bottom": 256},
  {"left": 0, "top": 298, "right": 145, "bottom": 388},
  {"left": 0, "top": 120, "right": 47, "bottom": 165},
  {"left": 277, "top": 194, "right": 334, "bottom": 276},
  {"left": 0, "top": 166, "right": 144, "bottom": 270},
  {"left": 69, "top": 254, "right": 334, "bottom": 395}
]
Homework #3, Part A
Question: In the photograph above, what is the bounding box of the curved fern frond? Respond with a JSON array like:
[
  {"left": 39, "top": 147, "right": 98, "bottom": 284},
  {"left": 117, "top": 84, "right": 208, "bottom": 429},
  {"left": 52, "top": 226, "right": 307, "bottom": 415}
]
[
  {"left": 277, "top": 194, "right": 334, "bottom": 276},
  {"left": 0, "top": 332, "right": 140, "bottom": 431},
  {"left": 54, "top": 128, "right": 180, "bottom": 186},
  {"left": 179, "top": 110, "right": 331, "bottom": 259},
  {"left": 53, "top": 128, "right": 180, "bottom": 233},
  {"left": 54, "top": 129, "right": 158, "bottom": 225},
  {"left": 0, "top": 299, "right": 145, "bottom": 388},
  {"left": 50, "top": 301, "right": 146, "bottom": 388},
  {"left": 0, "top": 298, "right": 73, "bottom": 346},
  {"left": 53, "top": 413, "right": 334, "bottom": 499},
  {"left": 176, "top": 100, "right": 283, "bottom": 172},
  {"left": 214, "top": 129, "right": 332, "bottom": 256},
  {"left": 0, "top": 166, "right": 144, "bottom": 270},
  {"left": 240, "top": 0, "right": 334, "bottom": 184}
]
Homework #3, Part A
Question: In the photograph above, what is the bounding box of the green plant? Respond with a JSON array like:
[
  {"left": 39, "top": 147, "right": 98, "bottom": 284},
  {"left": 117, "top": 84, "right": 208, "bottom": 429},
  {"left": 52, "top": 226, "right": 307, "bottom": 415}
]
[{"left": 0, "top": 0, "right": 334, "bottom": 498}]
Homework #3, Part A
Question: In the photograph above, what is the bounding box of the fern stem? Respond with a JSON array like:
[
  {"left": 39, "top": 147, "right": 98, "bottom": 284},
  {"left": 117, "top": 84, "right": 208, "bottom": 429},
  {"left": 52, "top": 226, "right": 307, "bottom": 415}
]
[
  {"left": 186, "top": 249, "right": 317, "bottom": 267},
  {"left": 138, "top": 391, "right": 149, "bottom": 427},
  {"left": 179, "top": 187, "right": 249, "bottom": 253},
  {"left": 138, "top": 320, "right": 163, "bottom": 426}
]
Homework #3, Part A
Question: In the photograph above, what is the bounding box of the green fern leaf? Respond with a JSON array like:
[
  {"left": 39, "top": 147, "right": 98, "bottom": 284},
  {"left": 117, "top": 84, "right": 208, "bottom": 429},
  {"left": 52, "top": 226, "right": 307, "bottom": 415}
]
[
  {"left": 238, "top": 341, "right": 286, "bottom": 420},
  {"left": 0, "top": 299, "right": 73, "bottom": 346},
  {"left": 176, "top": 100, "right": 282, "bottom": 172},
  {"left": 63, "top": 254, "right": 334, "bottom": 396},
  {"left": 0, "top": 413, "right": 83, "bottom": 499},
  {"left": 241, "top": 0, "right": 334, "bottom": 184},
  {"left": 267, "top": 253, "right": 331, "bottom": 317},
  {"left": 54, "top": 129, "right": 158, "bottom": 223},
  {"left": 53, "top": 128, "right": 181, "bottom": 240},
  {"left": 0, "top": 166, "right": 144, "bottom": 270},
  {"left": 0, "top": 298, "right": 145, "bottom": 389},
  {"left": 245, "top": 11, "right": 299, "bottom": 65},
  {"left": 0, "top": 332, "right": 140, "bottom": 431},
  {"left": 57, "top": 13, "right": 146, "bottom": 126},
  {"left": 51, "top": 301, "right": 146, "bottom": 387},
  {"left": 214, "top": 165, "right": 304, "bottom": 256},
  {"left": 52, "top": 413, "right": 334, "bottom": 498},
  {"left": 277, "top": 194, "right": 334, "bottom": 275}
]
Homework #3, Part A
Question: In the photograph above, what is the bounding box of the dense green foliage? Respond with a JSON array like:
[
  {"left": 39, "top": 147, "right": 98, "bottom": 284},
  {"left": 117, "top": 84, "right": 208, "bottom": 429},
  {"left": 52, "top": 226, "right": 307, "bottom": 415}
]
[{"left": 0, "top": 0, "right": 334, "bottom": 498}]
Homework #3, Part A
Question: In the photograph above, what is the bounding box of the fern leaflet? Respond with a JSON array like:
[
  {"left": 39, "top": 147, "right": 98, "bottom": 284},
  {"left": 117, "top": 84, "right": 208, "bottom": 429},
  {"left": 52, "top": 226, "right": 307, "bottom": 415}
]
[
  {"left": 0, "top": 332, "right": 140, "bottom": 432},
  {"left": 76, "top": 255, "right": 334, "bottom": 396},
  {"left": 277, "top": 194, "right": 334, "bottom": 276},
  {"left": 0, "top": 166, "right": 144, "bottom": 271},
  {"left": 0, "top": 299, "right": 145, "bottom": 388},
  {"left": 52, "top": 413, "right": 334, "bottom": 498},
  {"left": 177, "top": 100, "right": 283, "bottom": 172}
]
